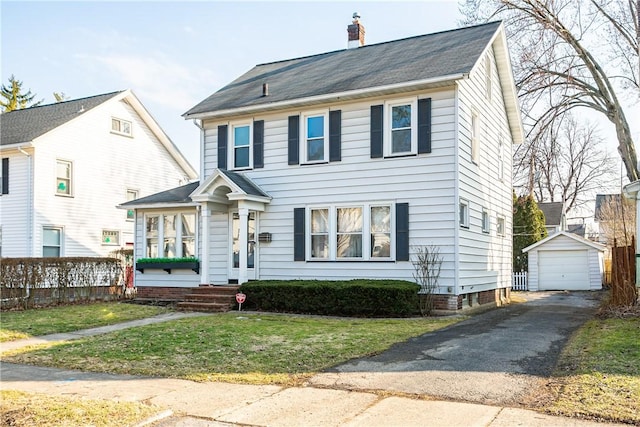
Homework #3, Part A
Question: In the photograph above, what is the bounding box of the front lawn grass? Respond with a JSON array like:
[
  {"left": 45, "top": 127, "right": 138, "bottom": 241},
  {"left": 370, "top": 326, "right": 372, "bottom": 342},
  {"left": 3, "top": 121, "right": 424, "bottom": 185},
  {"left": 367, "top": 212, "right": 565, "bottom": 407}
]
[
  {"left": 547, "top": 317, "right": 640, "bottom": 424},
  {"left": 2, "top": 313, "right": 459, "bottom": 385},
  {"left": 0, "top": 389, "right": 162, "bottom": 427},
  {"left": 0, "top": 302, "right": 169, "bottom": 342}
]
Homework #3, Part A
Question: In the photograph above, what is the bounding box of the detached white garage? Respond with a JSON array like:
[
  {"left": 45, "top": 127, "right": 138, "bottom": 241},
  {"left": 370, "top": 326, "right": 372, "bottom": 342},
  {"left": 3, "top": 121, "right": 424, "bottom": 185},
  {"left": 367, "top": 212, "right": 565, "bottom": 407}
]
[{"left": 523, "top": 231, "right": 605, "bottom": 291}]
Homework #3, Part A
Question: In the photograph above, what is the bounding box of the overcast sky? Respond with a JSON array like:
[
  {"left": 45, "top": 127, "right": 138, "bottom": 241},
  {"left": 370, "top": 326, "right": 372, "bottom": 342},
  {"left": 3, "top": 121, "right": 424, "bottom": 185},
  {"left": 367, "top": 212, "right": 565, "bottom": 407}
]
[{"left": 1, "top": 1, "right": 461, "bottom": 169}]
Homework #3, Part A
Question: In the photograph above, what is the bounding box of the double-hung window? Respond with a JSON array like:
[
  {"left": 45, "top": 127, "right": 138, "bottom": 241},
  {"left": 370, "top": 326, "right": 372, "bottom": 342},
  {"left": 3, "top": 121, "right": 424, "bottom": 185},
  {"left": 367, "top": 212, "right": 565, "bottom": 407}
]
[
  {"left": 471, "top": 111, "right": 480, "bottom": 164},
  {"left": 307, "top": 203, "right": 393, "bottom": 261},
  {"left": 459, "top": 199, "right": 469, "bottom": 228},
  {"left": 482, "top": 209, "right": 490, "bottom": 233},
  {"left": 337, "top": 207, "right": 363, "bottom": 258},
  {"left": 126, "top": 189, "right": 138, "bottom": 220},
  {"left": 102, "top": 230, "right": 120, "bottom": 245},
  {"left": 144, "top": 212, "right": 197, "bottom": 258},
  {"left": 56, "top": 160, "right": 72, "bottom": 195},
  {"left": 43, "top": 226, "right": 62, "bottom": 256},
  {"left": 497, "top": 216, "right": 506, "bottom": 236},
  {"left": 386, "top": 99, "right": 417, "bottom": 156},
  {"left": 498, "top": 137, "right": 505, "bottom": 181},
  {"left": 302, "top": 112, "right": 328, "bottom": 163},
  {"left": 231, "top": 123, "right": 252, "bottom": 169},
  {"left": 310, "top": 208, "right": 329, "bottom": 259}
]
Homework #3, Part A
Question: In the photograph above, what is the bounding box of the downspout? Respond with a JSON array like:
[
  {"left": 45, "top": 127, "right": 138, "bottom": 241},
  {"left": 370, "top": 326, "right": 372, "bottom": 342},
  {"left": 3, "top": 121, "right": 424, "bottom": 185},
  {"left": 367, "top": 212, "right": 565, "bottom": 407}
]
[
  {"left": 453, "top": 82, "right": 462, "bottom": 301},
  {"left": 18, "top": 147, "right": 33, "bottom": 257}
]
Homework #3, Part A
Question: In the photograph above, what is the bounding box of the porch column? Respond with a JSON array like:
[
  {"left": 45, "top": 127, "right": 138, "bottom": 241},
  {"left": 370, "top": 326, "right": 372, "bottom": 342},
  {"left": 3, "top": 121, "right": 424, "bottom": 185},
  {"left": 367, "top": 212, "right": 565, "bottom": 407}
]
[
  {"left": 200, "top": 204, "right": 211, "bottom": 285},
  {"left": 238, "top": 207, "right": 249, "bottom": 285}
]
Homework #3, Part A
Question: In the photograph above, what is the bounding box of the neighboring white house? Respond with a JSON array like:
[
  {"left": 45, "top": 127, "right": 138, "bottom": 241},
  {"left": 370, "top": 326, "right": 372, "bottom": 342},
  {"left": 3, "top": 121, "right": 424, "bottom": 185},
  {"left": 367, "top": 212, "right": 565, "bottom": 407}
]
[
  {"left": 122, "top": 19, "right": 524, "bottom": 311},
  {"left": 523, "top": 231, "right": 605, "bottom": 291},
  {"left": 0, "top": 90, "right": 197, "bottom": 258}
]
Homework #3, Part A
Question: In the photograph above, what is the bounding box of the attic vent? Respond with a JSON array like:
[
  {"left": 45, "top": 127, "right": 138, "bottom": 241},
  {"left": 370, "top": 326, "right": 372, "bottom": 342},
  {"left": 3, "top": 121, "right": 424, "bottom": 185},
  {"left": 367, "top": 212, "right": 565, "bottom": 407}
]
[
  {"left": 77, "top": 105, "right": 85, "bottom": 113},
  {"left": 262, "top": 83, "right": 269, "bottom": 97}
]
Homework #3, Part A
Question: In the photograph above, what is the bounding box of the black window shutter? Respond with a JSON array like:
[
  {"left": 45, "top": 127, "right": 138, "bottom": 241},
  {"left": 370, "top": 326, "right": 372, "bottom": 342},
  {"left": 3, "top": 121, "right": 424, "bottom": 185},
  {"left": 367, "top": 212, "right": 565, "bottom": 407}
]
[
  {"left": 329, "top": 110, "right": 342, "bottom": 162},
  {"left": 293, "top": 207, "right": 305, "bottom": 261},
  {"left": 217, "top": 125, "right": 228, "bottom": 170},
  {"left": 396, "top": 203, "right": 409, "bottom": 261},
  {"left": 288, "top": 115, "right": 300, "bottom": 165},
  {"left": 1, "top": 158, "right": 8, "bottom": 195},
  {"left": 253, "top": 120, "right": 264, "bottom": 168},
  {"left": 418, "top": 98, "right": 432, "bottom": 154},
  {"left": 370, "top": 105, "right": 383, "bottom": 158}
]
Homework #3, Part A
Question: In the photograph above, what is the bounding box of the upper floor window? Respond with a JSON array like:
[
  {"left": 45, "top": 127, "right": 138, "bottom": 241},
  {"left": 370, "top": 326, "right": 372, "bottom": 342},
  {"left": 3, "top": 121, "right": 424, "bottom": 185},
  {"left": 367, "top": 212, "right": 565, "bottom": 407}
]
[
  {"left": 56, "top": 160, "right": 72, "bottom": 196},
  {"left": 459, "top": 199, "right": 469, "bottom": 228},
  {"left": 497, "top": 215, "right": 506, "bottom": 236},
  {"left": 43, "top": 226, "right": 62, "bottom": 256},
  {"left": 112, "top": 117, "right": 132, "bottom": 136},
  {"left": 482, "top": 209, "right": 490, "bottom": 233},
  {"left": 498, "top": 137, "right": 505, "bottom": 181},
  {"left": 471, "top": 111, "right": 480, "bottom": 164},
  {"left": 126, "top": 189, "right": 138, "bottom": 220},
  {"left": 231, "top": 123, "right": 252, "bottom": 170},
  {"left": 302, "top": 112, "right": 328, "bottom": 163},
  {"left": 386, "top": 99, "right": 417, "bottom": 156},
  {"left": 102, "top": 230, "right": 120, "bottom": 246}
]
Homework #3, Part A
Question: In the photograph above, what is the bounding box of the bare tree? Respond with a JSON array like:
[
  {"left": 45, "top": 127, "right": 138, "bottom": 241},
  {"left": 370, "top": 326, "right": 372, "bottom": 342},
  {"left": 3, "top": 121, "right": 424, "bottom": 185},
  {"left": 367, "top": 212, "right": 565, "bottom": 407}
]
[
  {"left": 514, "top": 114, "right": 617, "bottom": 211},
  {"left": 598, "top": 195, "right": 636, "bottom": 247},
  {"left": 460, "top": 0, "right": 640, "bottom": 182}
]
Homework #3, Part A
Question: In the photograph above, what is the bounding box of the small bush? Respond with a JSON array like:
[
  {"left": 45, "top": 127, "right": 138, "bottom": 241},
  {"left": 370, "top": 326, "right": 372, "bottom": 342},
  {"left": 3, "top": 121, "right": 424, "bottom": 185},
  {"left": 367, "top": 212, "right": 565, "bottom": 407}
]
[{"left": 238, "top": 279, "right": 420, "bottom": 317}]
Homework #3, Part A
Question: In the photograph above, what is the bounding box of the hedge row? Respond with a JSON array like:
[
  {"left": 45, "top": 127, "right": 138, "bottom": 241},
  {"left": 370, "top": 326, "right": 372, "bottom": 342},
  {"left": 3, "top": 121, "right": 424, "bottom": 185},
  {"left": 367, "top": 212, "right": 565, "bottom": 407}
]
[{"left": 238, "top": 279, "right": 420, "bottom": 317}]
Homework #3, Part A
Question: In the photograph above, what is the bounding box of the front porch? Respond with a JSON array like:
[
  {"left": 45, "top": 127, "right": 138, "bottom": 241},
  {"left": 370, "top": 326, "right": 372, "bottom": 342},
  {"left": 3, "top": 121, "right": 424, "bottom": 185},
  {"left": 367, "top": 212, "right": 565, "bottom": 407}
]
[{"left": 135, "top": 284, "right": 240, "bottom": 312}]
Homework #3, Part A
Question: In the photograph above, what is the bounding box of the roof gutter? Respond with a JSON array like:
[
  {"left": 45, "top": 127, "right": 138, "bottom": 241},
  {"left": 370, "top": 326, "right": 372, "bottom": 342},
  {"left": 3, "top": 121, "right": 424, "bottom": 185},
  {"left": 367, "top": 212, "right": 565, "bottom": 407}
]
[
  {"left": 0, "top": 142, "right": 34, "bottom": 152},
  {"left": 184, "top": 73, "right": 467, "bottom": 120}
]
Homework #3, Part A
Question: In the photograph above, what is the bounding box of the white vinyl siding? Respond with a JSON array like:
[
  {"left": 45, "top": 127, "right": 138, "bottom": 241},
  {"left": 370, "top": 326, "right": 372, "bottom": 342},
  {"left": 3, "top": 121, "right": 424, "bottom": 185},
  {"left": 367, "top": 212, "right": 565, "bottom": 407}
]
[
  {"left": 456, "top": 43, "right": 513, "bottom": 294},
  {"left": 0, "top": 152, "right": 31, "bottom": 256},
  {"left": 201, "top": 89, "right": 457, "bottom": 284},
  {"left": 25, "top": 96, "right": 193, "bottom": 258}
]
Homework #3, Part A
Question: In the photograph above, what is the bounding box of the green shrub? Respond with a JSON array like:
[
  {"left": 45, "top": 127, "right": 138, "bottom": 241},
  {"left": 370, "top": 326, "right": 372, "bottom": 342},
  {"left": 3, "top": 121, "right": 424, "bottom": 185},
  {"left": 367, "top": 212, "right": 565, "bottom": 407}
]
[
  {"left": 238, "top": 279, "right": 420, "bottom": 317},
  {"left": 136, "top": 257, "right": 198, "bottom": 264}
]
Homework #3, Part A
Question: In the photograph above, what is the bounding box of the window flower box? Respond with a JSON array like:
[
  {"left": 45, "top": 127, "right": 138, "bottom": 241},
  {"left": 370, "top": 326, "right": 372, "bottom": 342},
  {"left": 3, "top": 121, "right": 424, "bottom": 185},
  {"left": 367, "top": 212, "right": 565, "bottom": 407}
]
[{"left": 135, "top": 258, "right": 200, "bottom": 274}]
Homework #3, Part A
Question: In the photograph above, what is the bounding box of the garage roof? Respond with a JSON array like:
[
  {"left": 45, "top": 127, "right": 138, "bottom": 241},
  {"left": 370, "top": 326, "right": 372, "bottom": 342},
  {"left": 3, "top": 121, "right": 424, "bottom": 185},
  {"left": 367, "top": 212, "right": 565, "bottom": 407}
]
[{"left": 523, "top": 231, "right": 605, "bottom": 253}]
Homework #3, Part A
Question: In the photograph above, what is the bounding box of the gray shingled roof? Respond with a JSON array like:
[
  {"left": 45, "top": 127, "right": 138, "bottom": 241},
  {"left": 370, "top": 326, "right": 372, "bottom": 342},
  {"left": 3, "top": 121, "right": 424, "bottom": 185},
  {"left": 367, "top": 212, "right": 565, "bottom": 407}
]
[
  {"left": 220, "top": 170, "right": 269, "bottom": 198},
  {"left": 1, "top": 91, "right": 123, "bottom": 146},
  {"left": 121, "top": 181, "right": 200, "bottom": 206},
  {"left": 184, "top": 22, "right": 501, "bottom": 116},
  {"left": 538, "top": 202, "right": 564, "bottom": 226}
]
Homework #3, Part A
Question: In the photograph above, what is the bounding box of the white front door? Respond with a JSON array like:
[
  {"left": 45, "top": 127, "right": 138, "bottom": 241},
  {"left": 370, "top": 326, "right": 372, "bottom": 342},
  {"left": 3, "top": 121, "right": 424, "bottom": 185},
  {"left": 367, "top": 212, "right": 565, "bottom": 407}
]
[{"left": 229, "top": 211, "right": 256, "bottom": 281}]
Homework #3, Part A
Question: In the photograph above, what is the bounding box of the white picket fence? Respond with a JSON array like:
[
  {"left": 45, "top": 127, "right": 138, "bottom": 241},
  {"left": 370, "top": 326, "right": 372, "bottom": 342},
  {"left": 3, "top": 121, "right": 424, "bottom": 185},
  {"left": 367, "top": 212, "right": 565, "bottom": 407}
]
[{"left": 512, "top": 271, "right": 528, "bottom": 291}]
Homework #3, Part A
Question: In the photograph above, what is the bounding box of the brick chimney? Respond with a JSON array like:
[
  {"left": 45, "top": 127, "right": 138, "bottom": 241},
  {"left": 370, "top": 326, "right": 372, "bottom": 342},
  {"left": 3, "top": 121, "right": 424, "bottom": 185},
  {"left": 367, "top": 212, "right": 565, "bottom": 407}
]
[{"left": 347, "top": 12, "right": 365, "bottom": 49}]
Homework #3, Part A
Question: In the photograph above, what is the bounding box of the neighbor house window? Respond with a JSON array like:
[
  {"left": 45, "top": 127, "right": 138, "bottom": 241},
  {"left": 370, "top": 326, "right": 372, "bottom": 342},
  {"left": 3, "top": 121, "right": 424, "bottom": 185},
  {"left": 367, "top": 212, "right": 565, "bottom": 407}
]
[
  {"left": 126, "top": 189, "right": 138, "bottom": 220},
  {"left": 459, "top": 199, "right": 469, "bottom": 228},
  {"left": 112, "top": 117, "right": 132, "bottom": 136},
  {"left": 43, "top": 227, "right": 62, "bottom": 257},
  {"left": 144, "top": 212, "right": 197, "bottom": 258},
  {"left": 497, "top": 216, "right": 506, "bottom": 236},
  {"left": 482, "top": 209, "right": 490, "bottom": 233},
  {"left": 231, "top": 123, "right": 252, "bottom": 169},
  {"left": 306, "top": 203, "right": 394, "bottom": 261},
  {"left": 302, "top": 112, "right": 328, "bottom": 163},
  {"left": 386, "top": 99, "right": 417, "bottom": 156},
  {"left": 102, "top": 230, "right": 120, "bottom": 246},
  {"left": 471, "top": 111, "right": 480, "bottom": 164},
  {"left": 56, "top": 160, "right": 72, "bottom": 195}
]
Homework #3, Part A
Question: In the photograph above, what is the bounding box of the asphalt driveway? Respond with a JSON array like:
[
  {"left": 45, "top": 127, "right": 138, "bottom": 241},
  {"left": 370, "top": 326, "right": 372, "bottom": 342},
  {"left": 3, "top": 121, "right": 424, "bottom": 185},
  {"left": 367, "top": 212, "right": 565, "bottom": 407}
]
[{"left": 309, "top": 291, "right": 602, "bottom": 406}]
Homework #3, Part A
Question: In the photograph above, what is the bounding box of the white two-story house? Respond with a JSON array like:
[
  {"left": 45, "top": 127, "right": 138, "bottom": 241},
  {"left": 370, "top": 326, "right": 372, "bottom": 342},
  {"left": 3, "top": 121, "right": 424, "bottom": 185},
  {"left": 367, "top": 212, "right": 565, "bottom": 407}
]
[
  {"left": 0, "top": 90, "right": 197, "bottom": 258},
  {"left": 123, "top": 20, "right": 523, "bottom": 311}
]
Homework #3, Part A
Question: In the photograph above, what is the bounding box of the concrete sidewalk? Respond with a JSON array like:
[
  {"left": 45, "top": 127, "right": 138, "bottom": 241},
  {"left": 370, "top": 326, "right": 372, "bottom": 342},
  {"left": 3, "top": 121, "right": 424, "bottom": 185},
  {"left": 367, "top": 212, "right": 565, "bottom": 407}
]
[{"left": 0, "top": 312, "right": 624, "bottom": 427}]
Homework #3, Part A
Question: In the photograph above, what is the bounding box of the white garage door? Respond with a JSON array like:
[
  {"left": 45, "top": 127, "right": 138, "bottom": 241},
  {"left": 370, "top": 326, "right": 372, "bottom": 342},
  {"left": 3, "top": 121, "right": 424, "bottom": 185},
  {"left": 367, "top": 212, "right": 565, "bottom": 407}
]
[{"left": 538, "top": 250, "right": 589, "bottom": 291}]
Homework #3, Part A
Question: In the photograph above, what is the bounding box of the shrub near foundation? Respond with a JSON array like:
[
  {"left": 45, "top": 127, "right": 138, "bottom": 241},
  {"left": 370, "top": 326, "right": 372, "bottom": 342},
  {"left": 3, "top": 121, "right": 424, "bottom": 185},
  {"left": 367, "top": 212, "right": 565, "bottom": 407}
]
[{"left": 239, "top": 279, "right": 420, "bottom": 317}]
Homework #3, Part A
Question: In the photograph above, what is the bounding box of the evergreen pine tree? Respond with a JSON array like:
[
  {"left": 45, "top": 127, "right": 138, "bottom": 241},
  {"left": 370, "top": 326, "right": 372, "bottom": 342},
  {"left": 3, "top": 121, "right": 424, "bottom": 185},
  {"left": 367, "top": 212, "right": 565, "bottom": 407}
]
[
  {"left": 513, "top": 193, "right": 547, "bottom": 271},
  {"left": 0, "top": 75, "right": 41, "bottom": 112}
]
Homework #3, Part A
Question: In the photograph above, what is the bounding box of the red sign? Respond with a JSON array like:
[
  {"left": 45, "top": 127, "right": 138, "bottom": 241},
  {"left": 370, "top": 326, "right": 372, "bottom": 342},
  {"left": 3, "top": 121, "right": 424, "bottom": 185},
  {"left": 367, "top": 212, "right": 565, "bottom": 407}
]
[{"left": 236, "top": 293, "right": 246, "bottom": 304}]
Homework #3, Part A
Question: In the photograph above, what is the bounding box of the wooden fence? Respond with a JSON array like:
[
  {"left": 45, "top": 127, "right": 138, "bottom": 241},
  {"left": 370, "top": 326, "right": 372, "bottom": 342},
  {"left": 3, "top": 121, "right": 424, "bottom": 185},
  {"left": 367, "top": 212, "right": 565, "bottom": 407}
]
[{"left": 610, "top": 237, "right": 637, "bottom": 306}]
